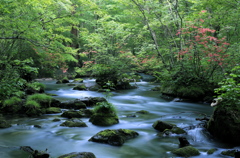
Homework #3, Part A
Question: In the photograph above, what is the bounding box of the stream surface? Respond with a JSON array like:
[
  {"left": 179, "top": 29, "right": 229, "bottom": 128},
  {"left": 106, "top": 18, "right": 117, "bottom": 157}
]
[{"left": 0, "top": 78, "right": 239, "bottom": 158}]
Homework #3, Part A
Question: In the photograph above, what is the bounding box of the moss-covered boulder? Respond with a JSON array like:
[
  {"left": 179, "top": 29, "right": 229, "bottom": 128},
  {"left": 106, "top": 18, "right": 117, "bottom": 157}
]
[
  {"left": 59, "top": 99, "right": 86, "bottom": 109},
  {"left": 89, "top": 129, "right": 139, "bottom": 146},
  {"left": 45, "top": 107, "right": 62, "bottom": 114},
  {"left": 89, "top": 114, "right": 119, "bottom": 126},
  {"left": 152, "top": 120, "right": 175, "bottom": 132},
  {"left": 207, "top": 148, "right": 217, "bottom": 155},
  {"left": 72, "top": 78, "right": 84, "bottom": 83},
  {"left": 0, "top": 120, "right": 11, "bottom": 128},
  {"left": 172, "top": 146, "right": 200, "bottom": 157},
  {"left": 73, "top": 84, "right": 87, "bottom": 90},
  {"left": 56, "top": 78, "right": 69, "bottom": 84},
  {"left": 221, "top": 149, "right": 237, "bottom": 157},
  {"left": 58, "top": 152, "right": 96, "bottom": 158},
  {"left": 162, "top": 127, "right": 187, "bottom": 135},
  {"left": 81, "top": 97, "right": 107, "bottom": 107},
  {"left": 60, "top": 119, "right": 87, "bottom": 127},
  {"left": 61, "top": 110, "right": 85, "bottom": 118},
  {"left": 207, "top": 100, "right": 240, "bottom": 144},
  {"left": 89, "top": 102, "right": 119, "bottom": 126}
]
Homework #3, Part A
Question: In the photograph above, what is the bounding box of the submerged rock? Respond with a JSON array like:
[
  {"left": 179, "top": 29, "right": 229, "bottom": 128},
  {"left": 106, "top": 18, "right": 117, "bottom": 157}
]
[
  {"left": 60, "top": 119, "right": 87, "bottom": 127},
  {"left": 136, "top": 110, "right": 149, "bottom": 114},
  {"left": 172, "top": 146, "right": 200, "bottom": 157},
  {"left": 58, "top": 152, "right": 96, "bottom": 158},
  {"left": 20, "top": 146, "right": 49, "bottom": 158},
  {"left": 89, "top": 129, "right": 139, "bottom": 146}
]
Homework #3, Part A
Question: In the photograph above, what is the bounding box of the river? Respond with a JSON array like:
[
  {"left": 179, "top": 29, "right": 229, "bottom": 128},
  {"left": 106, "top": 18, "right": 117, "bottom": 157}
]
[{"left": 0, "top": 78, "right": 238, "bottom": 158}]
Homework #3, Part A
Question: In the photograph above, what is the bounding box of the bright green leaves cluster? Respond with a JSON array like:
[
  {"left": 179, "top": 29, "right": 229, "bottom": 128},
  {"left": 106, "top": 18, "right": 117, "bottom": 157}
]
[{"left": 215, "top": 66, "right": 240, "bottom": 104}]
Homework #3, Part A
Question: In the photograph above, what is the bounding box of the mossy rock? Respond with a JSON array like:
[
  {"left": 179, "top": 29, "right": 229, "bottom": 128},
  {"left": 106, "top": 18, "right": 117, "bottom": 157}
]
[
  {"left": 89, "top": 129, "right": 139, "bottom": 146},
  {"left": 60, "top": 119, "right": 87, "bottom": 127},
  {"left": 58, "top": 152, "right": 96, "bottom": 158},
  {"left": 25, "top": 108, "right": 43, "bottom": 117},
  {"left": 45, "top": 107, "right": 62, "bottom": 114},
  {"left": 152, "top": 120, "right": 175, "bottom": 132},
  {"left": 172, "top": 146, "right": 200, "bottom": 157},
  {"left": 207, "top": 148, "right": 218, "bottom": 155},
  {"left": 73, "top": 84, "right": 87, "bottom": 90},
  {"left": 81, "top": 97, "right": 107, "bottom": 107},
  {"left": 221, "top": 149, "right": 237, "bottom": 157},
  {"left": 136, "top": 110, "right": 149, "bottom": 114},
  {"left": 72, "top": 78, "right": 84, "bottom": 83},
  {"left": 0, "top": 120, "right": 11, "bottom": 128},
  {"left": 59, "top": 100, "right": 86, "bottom": 109},
  {"left": 52, "top": 118, "right": 61, "bottom": 122},
  {"left": 61, "top": 110, "right": 84, "bottom": 118},
  {"left": 163, "top": 127, "right": 187, "bottom": 135},
  {"left": 207, "top": 101, "right": 240, "bottom": 144},
  {"left": 89, "top": 114, "right": 119, "bottom": 126}
]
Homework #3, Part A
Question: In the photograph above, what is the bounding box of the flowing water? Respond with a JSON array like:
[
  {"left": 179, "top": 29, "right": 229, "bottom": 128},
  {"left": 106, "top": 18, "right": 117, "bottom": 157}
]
[{"left": 0, "top": 78, "right": 239, "bottom": 158}]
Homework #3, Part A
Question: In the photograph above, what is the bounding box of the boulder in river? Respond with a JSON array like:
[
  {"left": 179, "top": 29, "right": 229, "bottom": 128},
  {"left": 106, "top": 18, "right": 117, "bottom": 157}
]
[
  {"left": 61, "top": 110, "right": 85, "bottom": 118},
  {"left": 207, "top": 100, "right": 240, "bottom": 144},
  {"left": 172, "top": 146, "right": 200, "bottom": 157},
  {"left": 45, "top": 107, "right": 62, "bottom": 114},
  {"left": 89, "top": 129, "right": 139, "bottom": 146},
  {"left": 89, "top": 102, "right": 119, "bottom": 126},
  {"left": 60, "top": 119, "right": 87, "bottom": 127},
  {"left": 80, "top": 97, "right": 107, "bottom": 107},
  {"left": 59, "top": 99, "right": 87, "bottom": 109},
  {"left": 73, "top": 84, "right": 87, "bottom": 90},
  {"left": 58, "top": 152, "right": 96, "bottom": 158},
  {"left": 20, "top": 146, "right": 49, "bottom": 158},
  {"left": 152, "top": 120, "right": 175, "bottom": 132}
]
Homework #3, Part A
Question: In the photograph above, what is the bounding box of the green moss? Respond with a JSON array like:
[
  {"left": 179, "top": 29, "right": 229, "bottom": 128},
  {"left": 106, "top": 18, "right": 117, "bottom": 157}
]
[
  {"left": 73, "top": 78, "right": 84, "bottom": 83},
  {"left": 25, "top": 100, "right": 41, "bottom": 108},
  {"left": 221, "top": 150, "right": 236, "bottom": 157},
  {"left": 99, "top": 129, "right": 117, "bottom": 137},
  {"left": 207, "top": 148, "right": 217, "bottom": 155},
  {"left": 93, "top": 102, "right": 117, "bottom": 115},
  {"left": 3, "top": 96, "right": 22, "bottom": 106},
  {"left": 172, "top": 146, "right": 200, "bottom": 157},
  {"left": 2, "top": 96, "right": 22, "bottom": 113}
]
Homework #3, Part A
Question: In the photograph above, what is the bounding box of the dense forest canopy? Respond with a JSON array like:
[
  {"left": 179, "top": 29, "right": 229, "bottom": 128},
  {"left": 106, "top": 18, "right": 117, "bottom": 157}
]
[{"left": 0, "top": 0, "right": 239, "bottom": 101}]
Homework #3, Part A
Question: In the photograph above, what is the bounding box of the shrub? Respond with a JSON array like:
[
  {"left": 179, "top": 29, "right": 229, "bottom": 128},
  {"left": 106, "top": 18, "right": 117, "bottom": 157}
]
[
  {"left": 2, "top": 96, "right": 22, "bottom": 113},
  {"left": 27, "top": 93, "right": 52, "bottom": 108}
]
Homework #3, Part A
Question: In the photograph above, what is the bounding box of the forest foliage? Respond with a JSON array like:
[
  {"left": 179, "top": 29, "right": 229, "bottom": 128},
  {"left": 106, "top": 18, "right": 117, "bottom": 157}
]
[{"left": 0, "top": 0, "right": 239, "bottom": 101}]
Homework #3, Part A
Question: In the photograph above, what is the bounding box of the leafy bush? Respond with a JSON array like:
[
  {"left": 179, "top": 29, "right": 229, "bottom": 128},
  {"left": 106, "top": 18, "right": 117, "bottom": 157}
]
[
  {"left": 2, "top": 96, "right": 22, "bottom": 113},
  {"left": 25, "top": 100, "right": 41, "bottom": 109},
  {"left": 27, "top": 93, "right": 52, "bottom": 108},
  {"left": 214, "top": 65, "right": 240, "bottom": 104},
  {"left": 26, "top": 82, "right": 45, "bottom": 92}
]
